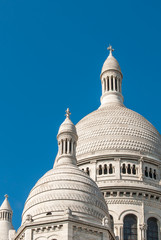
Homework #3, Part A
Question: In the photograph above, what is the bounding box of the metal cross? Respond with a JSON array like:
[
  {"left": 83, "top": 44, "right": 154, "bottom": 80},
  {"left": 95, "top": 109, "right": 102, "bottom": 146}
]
[
  {"left": 65, "top": 108, "right": 71, "bottom": 118},
  {"left": 107, "top": 45, "right": 114, "bottom": 55},
  {"left": 4, "top": 194, "right": 8, "bottom": 199}
]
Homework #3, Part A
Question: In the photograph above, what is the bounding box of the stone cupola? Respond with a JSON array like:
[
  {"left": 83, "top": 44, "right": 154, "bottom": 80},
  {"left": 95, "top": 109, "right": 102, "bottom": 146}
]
[
  {"left": 0, "top": 195, "right": 14, "bottom": 240},
  {"left": 56, "top": 108, "right": 78, "bottom": 166},
  {"left": 100, "top": 45, "right": 123, "bottom": 106}
]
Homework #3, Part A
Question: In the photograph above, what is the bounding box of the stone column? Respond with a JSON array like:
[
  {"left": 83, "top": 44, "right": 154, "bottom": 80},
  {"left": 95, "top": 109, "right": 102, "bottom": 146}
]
[
  {"left": 25, "top": 229, "right": 32, "bottom": 240},
  {"left": 114, "top": 158, "right": 121, "bottom": 179},
  {"left": 115, "top": 226, "right": 118, "bottom": 237},
  {"left": 67, "top": 139, "right": 70, "bottom": 154},
  {"left": 139, "top": 157, "right": 144, "bottom": 180},
  {"left": 120, "top": 225, "right": 123, "bottom": 240},
  {"left": 140, "top": 223, "right": 147, "bottom": 240},
  {"left": 71, "top": 139, "right": 73, "bottom": 154},
  {"left": 103, "top": 79, "right": 105, "bottom": 93},
  {"left": 117, "top": 79, "right": 120, "bottom": 92},
  {"left": 106, "top": 78, "right": 108, "bottom": 91},
  {"left": 63, "top": 140, "right": 66, "bottom": 154},
  {"left": 90, "top": 160, "right": 97, "bottom": 181},
  {"left": 109, "top": 76, "right": 111, "bottom": 90},
  {"left": 158, "top": 164, "right": 161, "bottom": 180},
  {"left": 120, "top": 80, "right": 122, "bottom": 93},
  {"left": 60, "top": 140, "right": 63, "bottom": 155}
]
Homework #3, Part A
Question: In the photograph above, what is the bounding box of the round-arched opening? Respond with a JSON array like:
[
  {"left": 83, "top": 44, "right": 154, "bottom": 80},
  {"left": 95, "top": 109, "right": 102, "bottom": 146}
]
[
  {"left": 147, "top": 217, "right": 159, "bottom": 240},
  {"left": 123, "top": 214, "right": 137, "bottom": 240}
]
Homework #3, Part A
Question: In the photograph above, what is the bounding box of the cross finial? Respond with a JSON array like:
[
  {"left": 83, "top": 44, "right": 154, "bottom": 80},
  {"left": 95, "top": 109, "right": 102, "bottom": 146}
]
[
  {"left": 65, "top": 108, "right": 71, "bottom": 119},
  {"left": 4, "top": 194, "right": 8, "bottom": 199},
  {"left": 107, "top": 44, "right": 114, "bottom": 56}
]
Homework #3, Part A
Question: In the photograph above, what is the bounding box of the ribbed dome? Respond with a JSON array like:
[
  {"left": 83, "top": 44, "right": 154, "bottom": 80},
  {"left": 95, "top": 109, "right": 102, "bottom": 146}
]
[
  {"left": 22, "top": 165, "right": 108, "bottom": 225},
  {"left": 76, "top": 103, "right": 161, "bottom": 160},
  {"left": 101, "top": 54, "right": 122, "bottom": 76}
]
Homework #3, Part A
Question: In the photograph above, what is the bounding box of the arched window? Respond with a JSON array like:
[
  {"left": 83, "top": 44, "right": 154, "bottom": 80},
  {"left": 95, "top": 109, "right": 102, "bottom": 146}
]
[
  {"left": 127, "top": 164, "right": 131, "bottom": 174},
  {"left": 109, "top": 164, "right": 113, "bottom": 174},
  {"left": 147, "top": 217, "right": 158, "bottom": 240},
  {"left": 149, "top": 168, "right": 152, "bottom": 178},
  {"left": 110, "top": 215, "right": 114, "bottom": 232},
  {"left": 123, "top": 214, "right": 137, "bottom": 240},
  {"left": 145, "top": 167, "right": 148, "bottom": 177},
  {"left": 153, "top": 169, "right": 157, "bottom": 180},
  {"left": 86, "top": 167, "right": 90, "bottom": 176},
  {"left": 104, "top": 164, "right": 107, "bottom": 174},
  {"left": 99, "top": 165, "right": 102, "bottom": 175},
  {"left": 122, "top": 163, "right": 126, "bottom": 174},
  {"left": 132, "top": 165, "right": 136, "bottom": 175}
]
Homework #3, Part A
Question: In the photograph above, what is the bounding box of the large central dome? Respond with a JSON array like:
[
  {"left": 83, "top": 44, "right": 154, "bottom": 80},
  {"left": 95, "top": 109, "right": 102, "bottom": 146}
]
[
  {"left": 76, "top": 103, "right": 161, "bottom": 160},
  {"left": 76, "top": 46, "right": 161, "bottom": 161}
]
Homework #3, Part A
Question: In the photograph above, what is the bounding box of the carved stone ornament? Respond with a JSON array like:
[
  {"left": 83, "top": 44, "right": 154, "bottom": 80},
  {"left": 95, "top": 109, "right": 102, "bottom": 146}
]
[
  {"left": 25, "top": 214, "right": 33, "bottom": 223},
  {"left": 102, "top": 216, "right": 110, "bottom": 227},
  {"left": 64, "top": 207, "right": 72, "bottom": 216}
]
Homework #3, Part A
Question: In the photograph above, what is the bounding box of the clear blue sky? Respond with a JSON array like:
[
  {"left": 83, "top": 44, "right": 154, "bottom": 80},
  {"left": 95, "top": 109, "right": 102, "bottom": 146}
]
[{"left": 0, "top": 0, "right": 161, "bottom": 230}]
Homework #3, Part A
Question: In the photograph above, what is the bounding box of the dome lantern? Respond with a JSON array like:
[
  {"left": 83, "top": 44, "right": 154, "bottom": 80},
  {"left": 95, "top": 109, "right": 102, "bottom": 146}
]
[
  {"left": 100, "top": 45, "right": 124, "bottom": 106},
  {"left": 0, "top": 195, "right": 14, "bottom": 240},
  {"left": 55, "top": 108, "right": 78, "bottom": 166}
]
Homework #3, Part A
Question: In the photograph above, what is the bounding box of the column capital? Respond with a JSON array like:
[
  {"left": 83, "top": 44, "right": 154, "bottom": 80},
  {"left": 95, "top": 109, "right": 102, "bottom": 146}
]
[{"left": 139, "top": 223, "right": 147, "bottom": 230}]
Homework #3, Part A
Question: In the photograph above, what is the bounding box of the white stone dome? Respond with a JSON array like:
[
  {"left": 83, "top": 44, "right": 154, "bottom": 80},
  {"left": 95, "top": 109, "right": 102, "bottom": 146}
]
[
  {"left": 22, "top": 163, "right": 108, "bottom": 225},
  {"left": 58, "top": 116, "right": 77, "bottom": 136},
  {"left": 101, "top": 54, "right": 122, "bottom": 76},
  {"left": 76, "top": 103, "right": 161, "bottom": 160}
]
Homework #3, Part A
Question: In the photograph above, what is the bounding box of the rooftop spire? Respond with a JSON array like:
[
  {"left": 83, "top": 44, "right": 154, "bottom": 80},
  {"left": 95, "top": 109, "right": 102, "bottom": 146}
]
[
  {"left": 65, "top": 108, "right": 71, "bottom": 119},
  {"left": 4, "top": 194, "right": 8, "bottom": 199},
  {"left": 107, "top": 44, "right": 114, "bottom": 56},
  {"left": 0, "top": 194, "right": 12, "bottom": 211}
]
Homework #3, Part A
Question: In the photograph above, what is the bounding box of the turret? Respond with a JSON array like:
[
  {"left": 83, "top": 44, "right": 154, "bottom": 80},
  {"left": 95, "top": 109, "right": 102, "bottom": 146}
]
[
  {"left": 100, "top": 45, "right": 124, "bottom": 106},
  {"left": 0, "top": 195, "right": 14, "bottom": 240},
  {"left": 54, "top": 108, "right": 78, "bottom": 167}
]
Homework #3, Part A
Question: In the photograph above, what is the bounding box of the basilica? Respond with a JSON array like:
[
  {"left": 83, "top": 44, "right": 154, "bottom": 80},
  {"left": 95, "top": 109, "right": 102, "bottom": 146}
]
[{"left": 0, "top": 46, "right": 161, "bottom": 240}]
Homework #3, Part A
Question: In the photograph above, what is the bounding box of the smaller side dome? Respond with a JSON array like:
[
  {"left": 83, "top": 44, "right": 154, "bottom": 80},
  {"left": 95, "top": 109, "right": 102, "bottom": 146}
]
[
  {"left": 21, "top": 109, "right": 110, "bottom": 227},
  {"left": 58, "top": 108, "right": 77, "bottom": 136}
]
